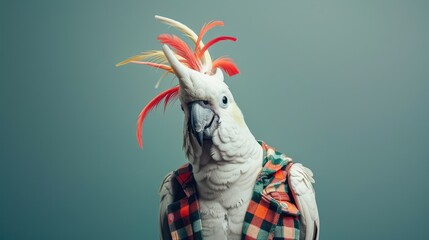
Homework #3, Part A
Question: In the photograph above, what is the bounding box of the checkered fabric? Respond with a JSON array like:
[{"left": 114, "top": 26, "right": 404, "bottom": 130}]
[
  {"left": 167, "top": 164, "right": 203, "bottom": 240},
  {"left": 242, "top": 141, "right": 300, "bottom": 240},
  {"left": 166, "top": 141, "right": 300, "bottom": 240}
]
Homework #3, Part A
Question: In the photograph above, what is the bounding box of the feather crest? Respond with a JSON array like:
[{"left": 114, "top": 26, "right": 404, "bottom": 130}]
[
  {"left": 155, "top": 15, "right": 212, "bottom": 67},
  {"left": 212, "top": 57, "right": 239, "bottom": 76},
  {"left": 157, "top": 34, "right": 200, "bottom": 71},
  {"left": 155, "top": 15, "right": 198, "bottom": 43},
  {"left": 155, "top": 71, "right": 169, "bottom": 89},
  {"left": 195, "top": 21, "right": 224, "bottom": 60},
  {"left": 128, "top": 61, "right": 174, "bottom": 73},
  {"left": 196, "top": 36, "right": 237, "bottom": 60},
  {"left": 115, "top": 50, "right": 167, "bottom": 67},
  {"left": 136, "top": 85, "right": 180, "bottom": 148}
]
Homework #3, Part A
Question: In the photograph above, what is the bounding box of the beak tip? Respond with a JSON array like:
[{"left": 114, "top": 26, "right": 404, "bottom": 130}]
[{"left": 197, "top": 131, "right": 204, "bottom": 147}]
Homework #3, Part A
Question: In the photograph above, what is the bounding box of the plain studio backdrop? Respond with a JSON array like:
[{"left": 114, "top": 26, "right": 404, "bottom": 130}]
[{"left": 1, "top": 1, "right": 428, "bottom": 239}]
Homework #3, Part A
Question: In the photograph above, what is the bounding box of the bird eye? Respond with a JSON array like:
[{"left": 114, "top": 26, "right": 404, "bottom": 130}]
[{"left": 220, "top": 95, "right": 228, "bottom": 108}]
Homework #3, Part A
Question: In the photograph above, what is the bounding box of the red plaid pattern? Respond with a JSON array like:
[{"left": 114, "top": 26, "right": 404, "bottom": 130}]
[{"left": 165, "top": 141, "right": 300, "bottom": 239}]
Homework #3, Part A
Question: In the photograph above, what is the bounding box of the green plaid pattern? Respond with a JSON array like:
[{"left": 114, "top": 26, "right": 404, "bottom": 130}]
[{"left": 166, "top": 141, "right": 300, "bottom": 239}]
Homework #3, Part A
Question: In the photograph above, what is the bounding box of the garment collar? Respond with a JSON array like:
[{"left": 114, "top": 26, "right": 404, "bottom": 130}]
[{"left": 174, "top": 141, "right": 292, "bottom": 196}]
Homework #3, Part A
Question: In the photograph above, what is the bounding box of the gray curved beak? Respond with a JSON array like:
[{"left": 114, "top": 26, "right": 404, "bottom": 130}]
[{"left": 188, "top": 101, "right": 216, "bottom": 146}]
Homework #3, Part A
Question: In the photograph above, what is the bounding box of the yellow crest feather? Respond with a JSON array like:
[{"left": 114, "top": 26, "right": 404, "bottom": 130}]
[{"left": 154, "top": 15, "right": 212, "bottom": 68}]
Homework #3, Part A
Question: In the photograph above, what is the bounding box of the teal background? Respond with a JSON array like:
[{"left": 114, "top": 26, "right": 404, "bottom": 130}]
[{"left": 1, "top": 0, "right": 428, "bottom": 239}]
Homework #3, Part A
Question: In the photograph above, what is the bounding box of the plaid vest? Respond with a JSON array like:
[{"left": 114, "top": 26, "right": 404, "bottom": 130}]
[{"left": 166, "top": 141, "right": 300, "bottom": 240}]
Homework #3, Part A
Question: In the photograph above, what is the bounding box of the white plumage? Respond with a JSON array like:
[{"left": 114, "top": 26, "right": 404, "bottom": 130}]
[{"left": 289, "top": 163, "right": 320, "bottom": 240}]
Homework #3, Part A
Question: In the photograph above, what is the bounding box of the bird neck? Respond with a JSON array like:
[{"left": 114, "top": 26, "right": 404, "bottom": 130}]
[{"left": 185, "top": 121, "right": 263, "bottom": 204}]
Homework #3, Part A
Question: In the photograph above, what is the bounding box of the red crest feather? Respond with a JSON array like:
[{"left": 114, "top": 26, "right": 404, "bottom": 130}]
[
  {"left": 136, "top": 85, "right": 180, "bottom": 148},
  {"left": 211, "top": 57, "right": 239, "bottom": 76},
  {"left": 196, "top": 36, "right": 237, "bottom": 60}
]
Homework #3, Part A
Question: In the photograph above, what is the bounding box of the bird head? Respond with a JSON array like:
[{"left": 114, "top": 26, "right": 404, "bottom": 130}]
[
  {"left": 117, "top": 16, "right": 251, "bottom": 161},
  {"left": 162, "top": 44, "right": 245, "bottom": 150}
]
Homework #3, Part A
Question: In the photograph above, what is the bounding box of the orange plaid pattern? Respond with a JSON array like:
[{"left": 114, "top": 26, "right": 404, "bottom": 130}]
[{"left": 242, "top": 141, "right": 300, "bottom": 239}]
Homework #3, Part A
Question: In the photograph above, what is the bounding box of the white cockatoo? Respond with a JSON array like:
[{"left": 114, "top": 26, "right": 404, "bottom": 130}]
[{"left": 117, "top": 16, "right": 319, "bottom": 240}]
